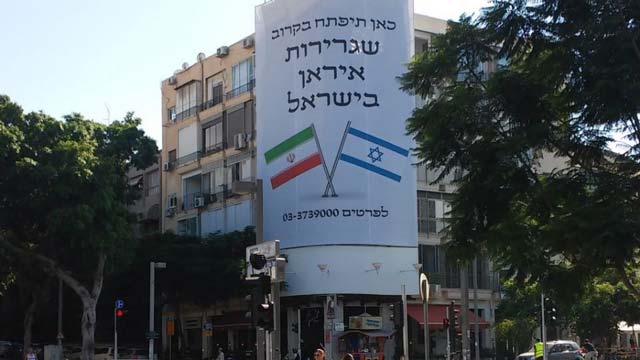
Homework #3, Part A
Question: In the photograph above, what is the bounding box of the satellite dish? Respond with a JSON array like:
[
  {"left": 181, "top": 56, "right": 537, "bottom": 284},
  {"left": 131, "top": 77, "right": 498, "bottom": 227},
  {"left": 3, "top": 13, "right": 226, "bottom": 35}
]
[
  {"left": 197, "top": 52, "right": 206, "bottom": 62},
  {"left": 182, "top": 62, "right": 189, "bottom": 70}
]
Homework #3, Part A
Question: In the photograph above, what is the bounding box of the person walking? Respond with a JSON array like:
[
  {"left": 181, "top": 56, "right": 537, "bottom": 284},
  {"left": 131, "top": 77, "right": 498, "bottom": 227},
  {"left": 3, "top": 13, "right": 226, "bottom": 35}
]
[
  {"left": 534, "top": 339, "right": 544, "bottom": 360},
  {"left": 582, "top": 339, "right": 597, "bottom": 360}
]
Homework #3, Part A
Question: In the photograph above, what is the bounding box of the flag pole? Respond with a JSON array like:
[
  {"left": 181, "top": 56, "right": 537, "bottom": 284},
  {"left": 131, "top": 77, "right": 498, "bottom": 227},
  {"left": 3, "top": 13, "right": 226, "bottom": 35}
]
[
  {"left": 323, "top": 121, "right": 351, "bottom": 197},
  {"left": 310, "top": 123, "right": 337, "bottom": 197}
]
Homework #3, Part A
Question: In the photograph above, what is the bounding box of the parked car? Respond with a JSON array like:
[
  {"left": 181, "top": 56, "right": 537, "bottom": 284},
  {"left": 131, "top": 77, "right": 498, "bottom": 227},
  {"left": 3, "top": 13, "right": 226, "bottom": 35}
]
[
  {"left": 517, "top": 341, "right": 584, "bottom": 360},
  {"left": 118, "top": 348, "right": 149, "bottom": 360}
]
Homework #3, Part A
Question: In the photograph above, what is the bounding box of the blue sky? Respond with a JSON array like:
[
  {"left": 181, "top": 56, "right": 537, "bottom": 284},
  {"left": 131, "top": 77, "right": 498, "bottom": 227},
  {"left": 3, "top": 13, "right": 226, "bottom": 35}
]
[{"left": 0, "top": 0, "right": 490, "bottom": 145}]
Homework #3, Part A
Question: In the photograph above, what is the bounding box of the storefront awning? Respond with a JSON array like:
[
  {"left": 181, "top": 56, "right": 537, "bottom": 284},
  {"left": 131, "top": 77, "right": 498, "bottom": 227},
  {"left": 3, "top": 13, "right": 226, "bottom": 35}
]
[
  {"left": 407, "top": 304, "right": 490, "bottom": 330},
  {"left": 212, "top": 312, "right": 251, "bottom": 329},
  {"left": 336, "top": 329, "right": 396, "bottom": 338}
]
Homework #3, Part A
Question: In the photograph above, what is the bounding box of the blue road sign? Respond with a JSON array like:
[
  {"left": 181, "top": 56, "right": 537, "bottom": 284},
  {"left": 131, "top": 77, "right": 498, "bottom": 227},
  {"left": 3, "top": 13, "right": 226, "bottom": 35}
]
[{"left": 115, "top": 299, "right": 124, "bottom": 309}]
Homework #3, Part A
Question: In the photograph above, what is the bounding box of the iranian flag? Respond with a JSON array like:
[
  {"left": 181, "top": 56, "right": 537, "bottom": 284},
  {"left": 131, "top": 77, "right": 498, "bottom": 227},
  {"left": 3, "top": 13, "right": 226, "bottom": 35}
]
[{"left": 265, "top": 126, "right": 324, "bottom": 189}]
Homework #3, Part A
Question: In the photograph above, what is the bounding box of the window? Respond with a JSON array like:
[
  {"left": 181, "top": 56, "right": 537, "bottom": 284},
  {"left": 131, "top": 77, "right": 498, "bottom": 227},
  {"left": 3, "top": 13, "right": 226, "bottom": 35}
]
[
  {"left": 419, "top": 245, "right": 440, "bottom": 274},
  {"left": 417, "top": 191, "right": 451, "bottom": 234},
  {"left": 175, "top": 82, "right": 199, "bottom": 120},
  {"left": 177, "top": 217, "right": 198, "bottom": 236},
  {"left": 226, "top": 159, "right": 251, "bottom": 185},
  {"left": 168, "top": 149, "right": 177, "bottom": 164},
  {"left": 168, "top": 107, "right": 176, "bottom": 122},
  {"left": 205, "top": 77, "right": 223, "bottom": 109},
  {"left": 230, "top": 57, "right": 255, "bottom": 98},
  {"left": 203, "top": 122, "right": 224, "bottom": 153},
  {"left": 167, "top": 193, "right": 178, "bottom": 208},
  {"left": 146, "top": 170, "right": 160, "bottom": 196}
]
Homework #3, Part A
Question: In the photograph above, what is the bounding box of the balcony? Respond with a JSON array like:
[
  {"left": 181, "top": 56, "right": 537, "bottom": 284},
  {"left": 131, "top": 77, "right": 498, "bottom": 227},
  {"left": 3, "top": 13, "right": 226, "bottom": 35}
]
[
  {"left": 176, "top": 151, "right": 201, "bottom": 168},
  {"left": 182, "top": 192, "right": 203, "bottom": 211},
  {"left": 201, "top": 95, "right": 224, "bottom": 111},
  {"left": 418, "top": 218, "right": 447, "bottom": 235},
  {"left": 226, "top": 79, "right": 255, "bottom": 100},
  {"left": 174, "top": 105, "right": 200, "bottom": 122},
  {"left": 203, "top": 142, "right": 226, "bottom": 156}
]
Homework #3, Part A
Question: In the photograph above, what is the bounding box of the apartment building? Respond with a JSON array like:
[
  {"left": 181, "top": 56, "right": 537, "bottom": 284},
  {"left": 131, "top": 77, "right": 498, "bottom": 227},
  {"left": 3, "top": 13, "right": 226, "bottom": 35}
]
[
  {"left": 126, "top": 153, "right": 162, "bottom": 237},
  {"left": 159, "top": 14, "right": 499, "bottom": 360}
]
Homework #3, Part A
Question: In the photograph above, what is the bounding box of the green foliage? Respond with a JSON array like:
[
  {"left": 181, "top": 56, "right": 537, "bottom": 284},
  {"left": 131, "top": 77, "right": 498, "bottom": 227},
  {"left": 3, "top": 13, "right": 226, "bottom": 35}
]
[
  {"left": 570, "top": 278, "right": 640, "bottom": 343},
  {"left": 0, "top": 95, "right": 158, "bottom": 282},
  {"left": 495, "top": 279, "right": 539, "bottom": 356},
  {"left": 400, "top": 1, "right": 640, "bottom": 298}
]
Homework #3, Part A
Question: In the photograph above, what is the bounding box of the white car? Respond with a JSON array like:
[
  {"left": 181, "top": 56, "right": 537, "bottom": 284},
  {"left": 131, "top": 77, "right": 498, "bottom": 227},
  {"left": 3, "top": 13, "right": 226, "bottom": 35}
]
[{"left": 517, "top": 341, "right": 584, "bottom": 360}]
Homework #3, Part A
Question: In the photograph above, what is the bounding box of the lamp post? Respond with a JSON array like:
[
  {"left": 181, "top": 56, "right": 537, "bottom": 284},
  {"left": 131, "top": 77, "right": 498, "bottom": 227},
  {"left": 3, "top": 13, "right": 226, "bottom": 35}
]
[{"left": 149, "top": 262, "right": 167, "bottom": 360}]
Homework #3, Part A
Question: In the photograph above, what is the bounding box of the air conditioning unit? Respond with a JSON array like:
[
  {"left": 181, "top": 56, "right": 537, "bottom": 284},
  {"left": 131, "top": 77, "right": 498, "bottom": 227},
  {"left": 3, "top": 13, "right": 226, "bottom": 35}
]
[
  {"left": 170, "top": 113, "right": 177, "bottom": 122},
  {"left": 430, "top": 284, "right": 441, "bottom": 294},
  {"left": 168, "top": 76, "right": 177, "bottom": 85},
  {"left": 163, "top": 162, "right": 173, "bottom": 172},
  {"left": 194, "top": 196, "right": 205, "bottom": 208},
  {"left": 165, "top": 208, "right": 175, "bottom": 217},
  {"left": 243, "top": 37, "right": 254, "bottom": 48},
  {"left": 234, "top": 133, "right": 247, "bottom": 150},
  {"left": 216, "top": 46, "right": 229, "bottom": 57}
]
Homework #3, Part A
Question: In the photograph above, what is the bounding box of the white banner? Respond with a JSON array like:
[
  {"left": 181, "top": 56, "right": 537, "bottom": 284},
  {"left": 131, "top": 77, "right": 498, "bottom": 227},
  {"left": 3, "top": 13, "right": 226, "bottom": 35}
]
[{"left": 256, "top": 0, "right": 416, "bottom": 249}]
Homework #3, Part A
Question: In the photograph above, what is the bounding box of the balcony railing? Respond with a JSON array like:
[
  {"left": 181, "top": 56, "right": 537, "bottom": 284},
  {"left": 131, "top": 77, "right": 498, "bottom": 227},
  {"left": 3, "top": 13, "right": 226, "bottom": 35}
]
[
  {"left": 203, "top": 142, "right": 225, "bottom": 155},
  {"left": 418, "top": 218, "right": 447, "bottom": 235},
  {"left": 176, "top": 151, "right": 201, "bottom": 167},
  {"left": 426, "top": 271, "right": 500, "bottom": 291},
  {"left": 201, "top": 95, "right": 223, "bottom": 111},
  {"left": 175, "top": 105, "right": 200, "bottom": 122},
  {"left": 226, "top": 79, "right": 255, "bottom": 100},
  {"left": 182, "top": 192, "right": 202, "bottom": 211}
]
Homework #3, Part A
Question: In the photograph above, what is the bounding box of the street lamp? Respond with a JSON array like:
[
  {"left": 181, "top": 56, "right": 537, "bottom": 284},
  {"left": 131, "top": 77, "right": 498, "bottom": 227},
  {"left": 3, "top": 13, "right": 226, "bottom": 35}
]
[{"left": 149, "top": 262, "right": 166, "bottom": 360}]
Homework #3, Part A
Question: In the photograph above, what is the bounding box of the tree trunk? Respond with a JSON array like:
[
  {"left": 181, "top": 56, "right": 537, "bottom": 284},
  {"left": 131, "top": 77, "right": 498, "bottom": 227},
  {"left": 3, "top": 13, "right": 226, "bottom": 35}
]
[
  {"left": 23, "top": 293, "right": 37, "bottom": 360},
  {"left": 80, "top": 297, "right": 98, "bottom": 360}
]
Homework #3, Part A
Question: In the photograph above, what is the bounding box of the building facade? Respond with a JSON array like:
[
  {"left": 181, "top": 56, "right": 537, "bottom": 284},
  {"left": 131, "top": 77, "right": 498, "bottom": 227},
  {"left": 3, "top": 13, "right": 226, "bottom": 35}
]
[
  {"left": 126, "top": 152, "right": 162, "bottom": 237},
  {"left": 159, "top": 13, "right": 499, "bottom": 360}
]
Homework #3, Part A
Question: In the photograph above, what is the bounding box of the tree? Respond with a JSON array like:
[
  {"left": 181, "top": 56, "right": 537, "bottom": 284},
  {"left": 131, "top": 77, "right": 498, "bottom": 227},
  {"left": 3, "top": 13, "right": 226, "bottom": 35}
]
[
  {"left": 495, "top": 279, "right": 539, "bottom": 359},
  {"left": 102, "top": 230, "right": 254, "bottom": 354},
  {"left": 400, "top": 1, "right": 640, "bottom": 299},
  {"left": 0, "top": 95, "right": 157, "bottom": 360}
]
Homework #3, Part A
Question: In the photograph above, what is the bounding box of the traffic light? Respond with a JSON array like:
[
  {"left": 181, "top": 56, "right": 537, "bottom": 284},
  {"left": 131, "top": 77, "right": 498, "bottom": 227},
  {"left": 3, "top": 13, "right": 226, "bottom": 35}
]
[
  {"left": 389, "top": 302, "right": 404, "bottom": 329},
  {"left": 448, "top": 302, "right": 460, "bottom": 351},
  {"left": 116, "top": 309, "right": 124, "bottom": 317},
  {"left": 245, "top": 274, "right": 273, "bottom": 330},
  {"left": 545, "top": 297, "right": 558, "bottom": 324},
  {"left": 451, "top": 303, "right": 460, "bottom": 328},
  {"left": 256, "top": 301, "right": 274, "bottom": 331}
]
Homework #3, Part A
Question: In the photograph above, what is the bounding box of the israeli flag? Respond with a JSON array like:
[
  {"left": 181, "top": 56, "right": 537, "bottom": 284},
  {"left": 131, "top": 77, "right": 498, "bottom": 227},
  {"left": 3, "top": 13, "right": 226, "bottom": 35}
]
[{"left": 339, "top": 126, "right": 409, "bottom": 182}]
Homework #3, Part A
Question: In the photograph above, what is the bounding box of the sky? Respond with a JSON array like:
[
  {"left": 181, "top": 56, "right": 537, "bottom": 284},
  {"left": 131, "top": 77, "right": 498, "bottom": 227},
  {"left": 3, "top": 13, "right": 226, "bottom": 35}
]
[{"left": 0, "top": 0, "right": 490, "bottom": 145}]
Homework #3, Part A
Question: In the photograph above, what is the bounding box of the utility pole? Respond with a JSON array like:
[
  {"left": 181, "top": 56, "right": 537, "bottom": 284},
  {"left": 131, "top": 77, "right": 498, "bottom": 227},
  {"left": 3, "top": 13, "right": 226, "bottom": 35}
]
[{"left": 460, "top": 264, "right": 470, "bottom": 360}]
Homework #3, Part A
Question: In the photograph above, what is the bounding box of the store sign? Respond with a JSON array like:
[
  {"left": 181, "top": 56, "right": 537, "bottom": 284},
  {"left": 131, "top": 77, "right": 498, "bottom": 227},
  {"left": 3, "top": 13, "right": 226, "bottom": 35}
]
[
  {"left": 256, "top": 0, "right": 416, "bottom": 248},
  {"left": 348, "top": 316, "right": 382, "bottom": 330}
]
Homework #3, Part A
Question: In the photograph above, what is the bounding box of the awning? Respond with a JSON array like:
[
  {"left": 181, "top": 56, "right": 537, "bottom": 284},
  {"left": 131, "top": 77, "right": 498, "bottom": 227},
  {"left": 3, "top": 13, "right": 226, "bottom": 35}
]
[
  {"left": 211, "top": 312, "right": 251, "bottom": 329},
  {"left": 336, "top": 330, "right": 396, "bottom": 338},
  {"left": 407, "top": 304, "right": 490, "bottom": 330}
]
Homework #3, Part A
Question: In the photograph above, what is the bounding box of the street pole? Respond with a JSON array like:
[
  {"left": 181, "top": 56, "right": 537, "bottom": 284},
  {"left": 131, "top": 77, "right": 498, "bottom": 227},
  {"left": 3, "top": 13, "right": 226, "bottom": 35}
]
[
  {"left": 473, "top": 258, "right": 480, "bottom": 360},
  {"left": 114, "top": 307, "right": 118, "bottom": 360},
  {"left": 256, "top": 179, "right": 265, "bottom": 360},
  {"left": 272, "top": 280, "right": 281, "bottom": 360},
  {"left": 460, "top": 265, "right": 470, "bottom": 360},
  {"left": 150, "top": 262, "right": 155, "bottom": 360},
  {"left": 446, "top": 307, "right": 451, "bottom": 360},
  {"left": 402, "top": 284, "right": 409, "bottom": 360},
  {"left": 541, "top": 292, "right": 547, "bottom": 360},
  {"left": 150, "top": 262, "right": 167, "bottom": 360},
  {"left": 57, "top": 278, "right": 63, "bottom": 346},
  {"left": 423, "top": 287, "right": 429, "bottom": 360}
]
